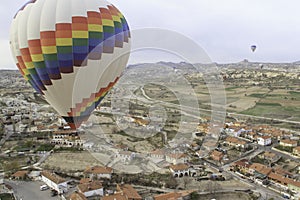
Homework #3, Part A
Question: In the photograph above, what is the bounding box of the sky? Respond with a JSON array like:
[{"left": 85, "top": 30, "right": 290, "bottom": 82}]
[{"left": 1, "top": 0, "right": 300, "bottom": 69}]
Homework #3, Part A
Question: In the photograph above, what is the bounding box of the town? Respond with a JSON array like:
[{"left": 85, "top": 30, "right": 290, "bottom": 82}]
[{"left": 0, "top": 61, "right": 300, "bottom": 200}]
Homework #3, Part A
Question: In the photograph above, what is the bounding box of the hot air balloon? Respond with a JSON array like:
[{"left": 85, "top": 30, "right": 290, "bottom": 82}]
[
  {"left": 10, "top": 0, "right": 131, "bottom": 129},
  {"left": 251, "top": 45, "right": 257, "bottom": 52}
]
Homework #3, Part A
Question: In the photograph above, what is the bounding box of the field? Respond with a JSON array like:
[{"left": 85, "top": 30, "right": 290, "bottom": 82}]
[
  {"left": 41, "top": 151, "right": 104, "bottom": 172},
  {"left": 197, "top": 192, "right": 254, "bottom": 200}
]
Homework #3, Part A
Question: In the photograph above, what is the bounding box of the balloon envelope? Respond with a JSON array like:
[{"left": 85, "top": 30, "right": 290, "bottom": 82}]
[
  {"left": 251, "top": 45, "right": 257, "bottom": 52},
  {"left": 10, "top": 0, "right": 131, "bottom": 129}
]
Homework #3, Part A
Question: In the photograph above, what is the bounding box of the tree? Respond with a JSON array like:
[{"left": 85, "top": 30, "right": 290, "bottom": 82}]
[{"left": 190, "top": 192, "right": 200, "bottom": 200}]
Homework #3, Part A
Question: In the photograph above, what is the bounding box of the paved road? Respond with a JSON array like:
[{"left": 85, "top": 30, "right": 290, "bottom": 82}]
[
  {"left": 224, "top": 170, "right": 284, "bottom": 200},
  {"left": 5, "top": 180, "right": 59, "bottom": 200}
]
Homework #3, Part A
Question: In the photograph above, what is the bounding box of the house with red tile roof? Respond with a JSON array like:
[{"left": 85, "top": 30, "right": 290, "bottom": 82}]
[
  {"left": 280, "top": 139, "right": 298, "bottom": 147},
  {"left": 210, "top": 150, "right": 224, "bottom": 162},
  {"left": 116, "top": 184, "right": 142, "bottom": 200},
  {"left": 169, "top": 163, "right": 190, "bottom": 177},
  {"left": 41, "top": 171, "right": 68, "bottom": 194},
  {"left": 84, "top": 166, "right": 113, "bottom": 179},
  {"left": 293, "top": 146, "right": 300, "bottom": 157},
  {"left": 77, "top": 180, "right": 103, "bottom": 198}
]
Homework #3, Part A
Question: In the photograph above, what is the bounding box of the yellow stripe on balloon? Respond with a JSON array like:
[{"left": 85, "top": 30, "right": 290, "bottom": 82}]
[
  {"left": 102, "top": 19, "right": 114, "bottom": 26},
  {"left": 56, "top": 38, "right": 72, "bottom": 46},
  {"left": 42, "top": 46, "right": 57, "bottom": 54},
  {"left": 88, "top": 24, "right": 103, "bottom": 32},
  {"left": 25, "top": 62, "right": 35, "bottom": 69},
  {"left": 72, "top": 31, "right": 88, "bottom": 38},
  {"left": 31, "top": 54, "right": 44, "bottom": 62},
  {"left": 112, "top": 15, "right": 121, "bottom": 23}
]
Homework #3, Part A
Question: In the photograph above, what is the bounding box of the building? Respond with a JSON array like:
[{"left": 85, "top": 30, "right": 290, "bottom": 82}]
[
  {"left": 225, "top": 136, "right": 247, "bottom": 149},
  {"left": 210, "top": 150, "right": 224, "bottom": 162},
  {"left": 11, "top": 171, "right": 28, "bottom": 180},
  {"left": 169, "top": 163, "right": 190, "bottom": 177},
  {"left": 67, "top": 192, "right": 87, "bottom": 200},
  {"left": 150, "top": 149, "right": 166, "bottom": 160},
  {"left": 116, "top": 184, "right": 142, "bottom": 200},
  {"left": 77, "top": 180, "right": 103, "bottom": 198},
  {"left": 41, "top": 171, "right": 68, "bottom": 194},
  {"left": 116, "top": 151, "right": 136, "bottom": 162},
  {"left": 258, "top": 151, "right": 280, "bottom": 163},
  {"left": 166, "top": 153, "right": 188, "bottom": 164},
  {"left": 288, "top": 181, "right": 300, "bottom": 194},
  {"left": 243, "top": 131, "right": 257, "bottom": 141},
  {"left": 102, "top": 193, "right": 128, "bottom": 200},
  {"left": 231, "top": 159, "right": 251, "bottom": 174},
  {"left": 268, "top": 172, "right": 294, "bottom": 190},
  {"left": 84, "top": 166, "right": 113, "bottom": 180},
  {"left": 280, "top": 139, "right": 298, "bottom": 147},
  {"left": 51, "top": 130, "right": 84, "bottom": 147},
  {"left": 249, "top": 163, "right": 272, "bottom": 179},
  {"left": 293, "top": 146, "right": 300, "bottom": 157},
  {"left": 257, "top": 136, "right": 272, "bottom": 146}
]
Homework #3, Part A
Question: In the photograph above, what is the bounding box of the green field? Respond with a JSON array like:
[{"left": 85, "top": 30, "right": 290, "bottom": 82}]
[{"left": 241, "top": 101, "right": 300, "bottom": 121}]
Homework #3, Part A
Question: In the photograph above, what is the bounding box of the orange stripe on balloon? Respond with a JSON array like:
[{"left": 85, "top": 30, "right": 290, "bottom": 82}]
[{"left": 56, "top": 23, "right": 72, "bottom": 31}]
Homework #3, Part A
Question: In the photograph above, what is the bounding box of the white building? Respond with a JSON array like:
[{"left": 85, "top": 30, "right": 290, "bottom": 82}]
[
  {"left": 51, "top": 130, "right": 84, "bottom": 147},
  {"left": 280, "top": 139, "right": 298, "bottom": 147},
  {"left": 41, "top": 171, "right": 68, "bottom": 194},
  {"left": 84, "top": 166, "right": 113, "bottom": 180},
  {"left": 166, "top": 153, "right": 188, "bottom": 165},
  {"left": 149, "top": 149, "right": 166, "bottom": 160},
  {"left": 257, "top": 136, "right": 272, "bottom": 146},
  {"left": 169, "top": 163, "right": 190, "bottom": 177},
  {"left": 116, "top": 151, "right": 136, "bottom": 162}
]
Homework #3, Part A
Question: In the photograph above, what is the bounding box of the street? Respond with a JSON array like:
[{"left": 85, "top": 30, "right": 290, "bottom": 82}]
[{"left": 5, "top": 180, "right": 59, "bottom": 200}]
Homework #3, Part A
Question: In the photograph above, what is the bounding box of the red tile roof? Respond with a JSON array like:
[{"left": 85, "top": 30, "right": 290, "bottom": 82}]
[
  {"left": 68, "top": 192, "right": 87, "bottom": 200},
  {"left": 78, "top": 180, "right": 103, "bottom": 193},
  {"left": 118, "top": 184, "right": 142, "bottom": 200},
  {"left": 41, "top": 171, "right": 66, "bottom": 184},
  {"left": 169, "top": 163, "right": 189, "bottom": 171},
  {"left": 84, "top": 166, "right": 113, "bottom": 174}
]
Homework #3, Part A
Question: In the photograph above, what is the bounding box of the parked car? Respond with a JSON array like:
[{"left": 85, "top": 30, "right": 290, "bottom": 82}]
[{"left": 40, "top": 184, "right": 49, "bottom": 191}]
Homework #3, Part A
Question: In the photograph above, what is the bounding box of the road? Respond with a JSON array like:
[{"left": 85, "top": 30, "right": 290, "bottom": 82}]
[
  {"left": 5, "top": 180, "right": 58, "bottom": 200},
  {"left": 224, "top": 170, "right": 284, "bottom": 200}
]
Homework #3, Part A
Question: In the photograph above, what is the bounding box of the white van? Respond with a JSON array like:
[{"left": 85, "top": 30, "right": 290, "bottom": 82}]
[{"left": 40, "top": 184, "right": 49, "bottom": 191}]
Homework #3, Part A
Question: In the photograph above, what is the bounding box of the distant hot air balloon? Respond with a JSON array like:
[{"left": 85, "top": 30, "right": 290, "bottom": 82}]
[
  {"left": 251, "top": 45, "right": 257, "bottom": 52},
  {"left": 10, "top": 0, "right": 131, "bottom": 129}
]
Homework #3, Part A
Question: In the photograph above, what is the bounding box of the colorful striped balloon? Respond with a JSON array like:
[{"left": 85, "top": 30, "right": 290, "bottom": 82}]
[{"left": 10, "top": 0, "right": 131, "bottom": 129}]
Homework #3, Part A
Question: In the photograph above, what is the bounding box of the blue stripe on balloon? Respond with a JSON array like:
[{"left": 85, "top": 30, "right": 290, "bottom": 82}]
[
  {"left": 59, "top": 60, "right": 73, "bottom": 67},
  {"left": 89, "top": 38, "right": 103, "bottom": 47},
  {"left": 74, "top": 53, "right": 88, "bottom": 61},
  {"left": 73, "top": 46, "right": 89, "bottom": 54},
  {"left": 58, "top": 53, "right": 73, "bottom": 61}
]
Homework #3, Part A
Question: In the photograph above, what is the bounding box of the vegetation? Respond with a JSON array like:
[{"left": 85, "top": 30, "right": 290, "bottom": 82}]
[
  {"left": 54, "top": 146, "right": 83, "bottom": 152},
  {"left": 249, "top": 93, "right": 266, "bottom": 98},
  {"left": 111, "top": 172, "right": 178, "bottom": 189},
  {"left": 0, "top": 193, "right": 15, "bottom": 200},
  {"left": 36, "top": 143, "right": 55, "bottom": 152},
  {"left": 275, "top": 145, "right": 293, "bottom": 153}
]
